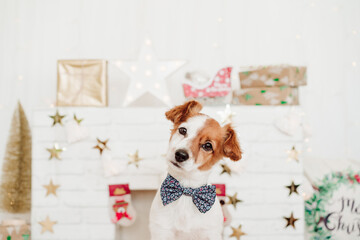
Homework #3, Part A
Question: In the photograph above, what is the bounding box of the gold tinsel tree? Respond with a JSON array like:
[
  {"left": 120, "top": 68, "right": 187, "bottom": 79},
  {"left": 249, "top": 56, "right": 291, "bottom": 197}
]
[{"left": 0, "top": 102, "right": 32, "bottom": 213}]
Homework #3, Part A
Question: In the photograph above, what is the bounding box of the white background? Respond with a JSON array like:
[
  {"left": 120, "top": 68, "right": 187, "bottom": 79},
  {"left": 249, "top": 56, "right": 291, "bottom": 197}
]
[{"left": 0, "top": 0, "right": 359, "bottom": 222}]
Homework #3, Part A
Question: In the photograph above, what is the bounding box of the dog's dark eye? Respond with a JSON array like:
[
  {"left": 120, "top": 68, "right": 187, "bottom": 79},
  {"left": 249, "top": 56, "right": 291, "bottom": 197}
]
[
  {"left": 202, "top": 142, "right": 213, "bottom": 152},
  {"left": 179, "top": 127, "right": 187, "bottom": 136},
  {"left": 220, "top": 200, "right": 225, "bottom": 205}
]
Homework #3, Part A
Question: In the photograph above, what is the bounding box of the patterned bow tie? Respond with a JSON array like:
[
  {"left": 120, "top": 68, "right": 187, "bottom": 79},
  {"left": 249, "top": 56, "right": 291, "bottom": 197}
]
[{"left": 160, "top": 174, "right": 216, "bottom": 213}]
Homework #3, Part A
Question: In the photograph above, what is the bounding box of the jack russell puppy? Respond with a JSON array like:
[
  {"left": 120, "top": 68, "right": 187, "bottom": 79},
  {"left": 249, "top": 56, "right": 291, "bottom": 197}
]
[{"left": 149, "top": 100, "right": 242, "bottom": 240}]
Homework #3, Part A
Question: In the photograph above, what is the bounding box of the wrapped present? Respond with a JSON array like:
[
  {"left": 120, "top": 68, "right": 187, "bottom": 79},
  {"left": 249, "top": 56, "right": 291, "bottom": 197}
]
[
  {"left": 182, "top": 67, "right": 232, "bottom": 105},
  {"left": 57, "top": 60, "right": 107, "bottom": 107},
  {"left": 0, "top": 219, "right": 30, "bottom": 240},
  {"left": 232, "top": 86, "right": 299, "bottom": 106},
  {"left": 239, "top": 65, "right": 306, "bottom": 88}
]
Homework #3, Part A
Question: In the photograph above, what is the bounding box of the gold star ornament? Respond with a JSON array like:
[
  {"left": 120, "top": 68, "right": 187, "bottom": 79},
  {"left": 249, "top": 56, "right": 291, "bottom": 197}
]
[
  {"left": 73, "top": 114, "right": 83, "bottom": 125},
  {"left": 43, "top": 180, "right": 60, "bottom": 197},
  {"left": 93, "top": 138, "right": 110, "bottom": 155},
  {"left": 227, "top": 193, "right": 242, "bottom": 209},
  {"left": 39, "top": 216, "right": 57, "bottom": 234},
  {"left": 220, "top": 163, "right": 232, "bottom": 175},
  {"left": 229, "top": 225, "right": 246, "bottom": 240},
  {"left": 128, "top": 150, "right": 143, "bottom": 168},
  {"left": 287, "top": 146, "right": 299, "bottom": 162},
  {"left": 284, "top": 212, "right": 299, "bottom": 229},
  {"left": 49, "top": 110, "right": 65, "bottom": 126},
  {"left": 217, "top": 104, "right": 236, "bottom": 125},
  {"left": 47, "top": 144, "right": 64, "bottom": 160},
  {"left": 286, "top": 181, "right": 300, "bottom": 196}
]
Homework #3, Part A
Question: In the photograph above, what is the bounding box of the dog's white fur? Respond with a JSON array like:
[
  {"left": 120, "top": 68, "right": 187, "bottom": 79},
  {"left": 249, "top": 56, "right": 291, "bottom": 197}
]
[{"left": 149, "top": 115, "right": 223, "bottom": 240}]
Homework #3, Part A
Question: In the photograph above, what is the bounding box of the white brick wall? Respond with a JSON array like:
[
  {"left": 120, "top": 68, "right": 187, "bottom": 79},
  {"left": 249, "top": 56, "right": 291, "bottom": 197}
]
[{"left": 31, "top": 106, "right": 304, "bottom": 240}]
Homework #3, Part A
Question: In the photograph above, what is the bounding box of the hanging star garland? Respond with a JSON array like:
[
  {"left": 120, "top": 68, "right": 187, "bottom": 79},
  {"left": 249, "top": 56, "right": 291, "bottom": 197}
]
[
  {"left": 39, "top": 216, "right": 57, "bottom": 234},
  {"left": 217, "top": 104, "right": 236, "bottom": 125},
  {"left": 117, "top": 38, "right": 186, "bottom": 106},
  {"left": 227, "top": 193, "right": 242, "bottom": 209},
  {"left": 284, "top": 212, "right": 299, "bottom": 229},
  {"left": 43, "top": 180, "right": 60, "bottom": 197},
  {"left": 73, "top": 114, "right": 83, "bottom": 125},
  {"left": 286, "top": 181, "right": 300, "bottom": 196},
  {"left": 46, "top": 144, "right": 64, "bottom": 160},
  {"left": 287, "top": 146, "right": 299, "bottom": 162},
  {"left": 93, "top": 138, "right": 110, "bottom": 155},
  {"left": 229, "top": 225, "right": 246, "bottom": 240},
  {"left": 49, "top": 110, "right": 65, "bottom": 126},
  {"left": 128, "top": 150, "right": 143, "bottom": 168},
  {"left": 220, "top": 163, "right": 232, "bottom": 175}
]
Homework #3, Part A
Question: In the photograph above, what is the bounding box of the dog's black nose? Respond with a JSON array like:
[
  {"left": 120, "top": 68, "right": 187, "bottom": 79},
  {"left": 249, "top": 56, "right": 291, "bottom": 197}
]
[{"left": 175, "top": 150, "right": 189, "bottom": 162}]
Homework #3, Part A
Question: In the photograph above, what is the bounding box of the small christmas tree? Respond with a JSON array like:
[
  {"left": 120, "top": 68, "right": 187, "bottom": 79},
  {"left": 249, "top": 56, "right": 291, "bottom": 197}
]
[{"left": 0, "top": 102, "right": 32, "bottom": 213}]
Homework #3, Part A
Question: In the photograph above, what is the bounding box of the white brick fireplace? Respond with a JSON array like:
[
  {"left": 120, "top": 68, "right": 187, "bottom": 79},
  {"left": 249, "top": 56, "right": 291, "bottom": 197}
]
[{"left": 31, "top": 106, "right": 305, "bottom": 240}]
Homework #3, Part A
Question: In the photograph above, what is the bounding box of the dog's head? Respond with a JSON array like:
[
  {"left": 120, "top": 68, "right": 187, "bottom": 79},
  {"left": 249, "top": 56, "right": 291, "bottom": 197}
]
[{"left": 165, "top": 100, "right": 242, "bottom": 174}]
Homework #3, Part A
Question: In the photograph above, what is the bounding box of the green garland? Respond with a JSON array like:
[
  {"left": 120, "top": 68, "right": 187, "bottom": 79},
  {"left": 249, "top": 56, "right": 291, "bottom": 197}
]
[{"left": 305, "top": 170, "right": 360, "bottom": 240}]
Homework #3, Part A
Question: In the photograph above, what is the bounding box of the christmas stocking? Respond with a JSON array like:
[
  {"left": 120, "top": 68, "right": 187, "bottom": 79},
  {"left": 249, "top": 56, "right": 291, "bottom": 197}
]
[
  {"left": 108, "top": 184, "right": 136, "bottom": 226},
  {"left": 214, "top": 184, "right": 232, "bottom": 227}
]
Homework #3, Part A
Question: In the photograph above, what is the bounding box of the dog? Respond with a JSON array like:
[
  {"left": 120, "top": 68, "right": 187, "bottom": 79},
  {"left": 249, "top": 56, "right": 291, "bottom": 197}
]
[{"left": 149, "top": 100, "right": 242, "bottom": 240}]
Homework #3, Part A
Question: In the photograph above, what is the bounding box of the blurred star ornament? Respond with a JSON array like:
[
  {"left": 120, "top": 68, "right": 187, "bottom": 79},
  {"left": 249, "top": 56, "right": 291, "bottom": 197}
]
[
  {"left": 287, "top": 146, "right": 299, "bottom": 162},
  {"left": 118, "top": 39, "right": 186, "bottom": 106},
  {"left": 227, "top": 193, "right": 242, "bottom": 209},
  {"left": 286, "top": 181, "right": 300, "bottom": 196},
  {"left": 229, "top": 225, "right": 246, "bottom": 240},
  {"left": 217, "top": 104, "right": 236, "bottom": 125},
  {"left": 284, "top": 212, "right": 299, "bottom": 229},
  {"left": 43, "top": 180, "right": 60, "bottom": 197},
  {"left": 65, "top": 115, "right": 89, "bottom": 143},
  {"left": 47, "top": 144, "right": 64, "bottom": 160},
  {"left": 128, "top": 150, "right": 143, "bottom": 168},
  {"left": 220, "top": 163, "right": 232, "bottom": 175},
  {"left": 73, "top": 114, "right": 83, "bottom": 125},
  {"left": 49, "top": 110, "right": 65, "bottom": 126},
  {"left": 39, "top": 216, "right": 57, "bottom": 234},
  {"left": 93, "top": 138, "right": 110, "bottom": 155}
]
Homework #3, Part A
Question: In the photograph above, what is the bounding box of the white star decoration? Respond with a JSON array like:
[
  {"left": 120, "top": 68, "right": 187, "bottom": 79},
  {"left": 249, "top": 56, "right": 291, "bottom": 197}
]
[
  {"left": 217, "top": 104, "right": 236, "bottom": 125},
  {"left": 118, "top": 39, "right": 186, "bottom": 106}
]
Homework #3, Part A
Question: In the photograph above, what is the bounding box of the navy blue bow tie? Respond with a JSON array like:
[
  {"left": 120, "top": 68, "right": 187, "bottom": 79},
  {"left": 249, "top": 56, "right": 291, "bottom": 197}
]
[{"left": 160, "top": 174, "right": 216, "bottom": 213}]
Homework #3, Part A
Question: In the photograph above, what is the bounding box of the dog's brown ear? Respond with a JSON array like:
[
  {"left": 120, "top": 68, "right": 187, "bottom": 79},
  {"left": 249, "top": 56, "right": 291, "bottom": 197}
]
[
  {"left": 165, "top": 100, "right": 203, "bottom": 124},
  {"left": 222, "top": 124, "right": 242, "bottom": 161}
]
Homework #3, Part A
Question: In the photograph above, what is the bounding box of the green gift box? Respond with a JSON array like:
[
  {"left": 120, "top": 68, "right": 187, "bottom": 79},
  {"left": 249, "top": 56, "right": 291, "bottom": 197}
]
[
  {"left": 239, "top": 65, "right": 307, "bottom": 88},
  {"left": 232, "top": 86, "right": 299, "bottom": 106}
]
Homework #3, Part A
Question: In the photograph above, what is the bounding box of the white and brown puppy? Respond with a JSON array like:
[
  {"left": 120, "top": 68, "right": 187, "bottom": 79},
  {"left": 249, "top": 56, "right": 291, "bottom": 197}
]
[{"left": 149, "top": 100, "right": 242, "bottom": 240}]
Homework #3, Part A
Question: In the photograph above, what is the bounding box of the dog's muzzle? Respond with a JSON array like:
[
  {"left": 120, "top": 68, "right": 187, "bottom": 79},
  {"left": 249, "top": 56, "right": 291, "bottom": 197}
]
[{"left": 175, "top": 149, "right": 189, "bottom": 162}]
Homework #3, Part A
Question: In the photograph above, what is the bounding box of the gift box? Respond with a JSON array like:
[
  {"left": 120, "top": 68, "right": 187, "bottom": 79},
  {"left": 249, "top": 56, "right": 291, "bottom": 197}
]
[
  {"left": 182, "top": 67, "right": 232, "bottom": 105},
  {"left": 0, "top": 219, "right": 31, "bottom": 240},
  {"left": 239, "top": 65, "right": 307, "bottom": 88},
  {"left": 232, "top": 86, "right": 299, "bottom": 106},
  {"left": 57, "top": 60, "right": 108, "bottom": 107}
]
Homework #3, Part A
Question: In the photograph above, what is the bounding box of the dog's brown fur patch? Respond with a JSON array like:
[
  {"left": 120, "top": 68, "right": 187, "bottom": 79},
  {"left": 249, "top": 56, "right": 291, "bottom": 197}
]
[
  {"left": 192, "top": 120, "right": 242, "bottom": 171},
  {"left": 165, "top": 100, "right": 202, "bottom": 125}
]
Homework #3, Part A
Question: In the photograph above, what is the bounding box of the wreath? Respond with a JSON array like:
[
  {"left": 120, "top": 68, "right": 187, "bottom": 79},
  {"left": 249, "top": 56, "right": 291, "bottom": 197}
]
[{"left": 305, "top": 170, "right": 360, "bottom": 240}]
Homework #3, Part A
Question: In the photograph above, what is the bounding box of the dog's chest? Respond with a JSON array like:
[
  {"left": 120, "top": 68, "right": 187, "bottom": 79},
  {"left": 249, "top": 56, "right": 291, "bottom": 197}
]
[{"left": 166, "top": 195, "right": 222, "bottom": 232}]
